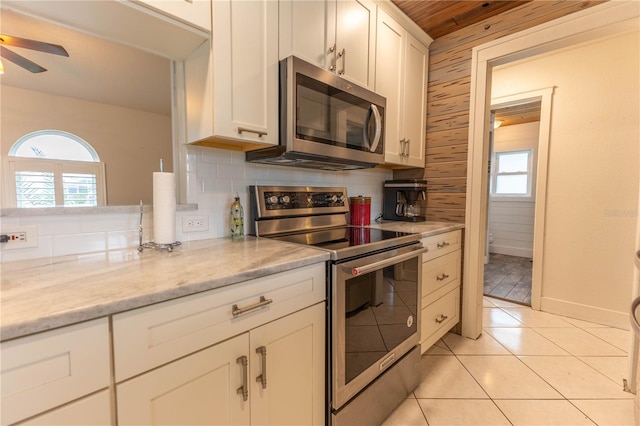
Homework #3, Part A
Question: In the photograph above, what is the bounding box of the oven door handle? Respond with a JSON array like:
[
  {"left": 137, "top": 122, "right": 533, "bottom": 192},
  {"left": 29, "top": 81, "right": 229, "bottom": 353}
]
[{"left": 349, "top": 247, "right": 427, "bottom": 277}]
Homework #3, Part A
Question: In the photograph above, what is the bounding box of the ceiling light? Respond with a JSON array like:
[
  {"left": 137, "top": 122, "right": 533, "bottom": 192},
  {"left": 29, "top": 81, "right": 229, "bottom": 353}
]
[
  {"left": 494, "top": 119, "right": 503, "bottom": 129},
  {"left": 0, "top": 58, "right": 4, "bottom": 74}
]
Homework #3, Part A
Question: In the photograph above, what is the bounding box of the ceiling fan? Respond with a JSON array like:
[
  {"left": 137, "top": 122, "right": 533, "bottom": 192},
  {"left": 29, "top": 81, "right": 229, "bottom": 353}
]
[{"left": 0, "top": 34, "right": 69, "bottom": 73}]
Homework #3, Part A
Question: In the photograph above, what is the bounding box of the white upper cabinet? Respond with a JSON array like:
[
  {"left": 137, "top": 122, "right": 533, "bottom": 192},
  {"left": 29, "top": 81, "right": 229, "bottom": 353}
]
[
  {"left": 132, "top": 0, "right": 212, "bottom": 32},
  {"left": 185, "top": 0, "right": 279, "bottom": 149},
  {"left": 375, "top": 7, "right": 429, "bottom": 168},
  {"left": 280, "top": 0, "right": 377, "bottom": 90}
]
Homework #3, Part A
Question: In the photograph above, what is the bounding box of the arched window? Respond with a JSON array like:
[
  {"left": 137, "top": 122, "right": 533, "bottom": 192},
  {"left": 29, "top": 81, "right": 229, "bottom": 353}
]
[{"left": 3, "top": 131, "right": 106, "bottom": 208}]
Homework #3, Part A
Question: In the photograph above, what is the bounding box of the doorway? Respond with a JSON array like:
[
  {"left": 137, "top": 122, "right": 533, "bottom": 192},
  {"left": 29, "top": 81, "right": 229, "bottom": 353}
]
[{"left": 483, "top": 101, "right": 541, "bottom": 306}]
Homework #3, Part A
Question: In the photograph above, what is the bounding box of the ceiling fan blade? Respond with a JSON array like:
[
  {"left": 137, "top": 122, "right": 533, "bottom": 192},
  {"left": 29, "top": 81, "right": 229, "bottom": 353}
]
[
  {"left": 0, "top": 34, "right": 69, "bottom": 57},
  {"left": 0, "top": 47, "right": 47, "bottom": 73}
]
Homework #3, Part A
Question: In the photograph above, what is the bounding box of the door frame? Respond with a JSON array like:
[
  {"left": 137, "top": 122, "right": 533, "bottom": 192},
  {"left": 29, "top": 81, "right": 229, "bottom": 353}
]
[
  {"left": 461, "top": 1, "right": 640, "bottom": 339},
  {"left": 489, "top": 88, "right": 554, "bottom": 310}
]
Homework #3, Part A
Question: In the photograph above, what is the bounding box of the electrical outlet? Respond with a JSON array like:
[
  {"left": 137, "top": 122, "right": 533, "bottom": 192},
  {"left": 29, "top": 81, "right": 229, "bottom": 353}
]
[
  {"left": 0, "top": 225, "right": 38, "bottom": 249},
  {"left": 182, "top": 215, "right": 209, "bottom": 232}
]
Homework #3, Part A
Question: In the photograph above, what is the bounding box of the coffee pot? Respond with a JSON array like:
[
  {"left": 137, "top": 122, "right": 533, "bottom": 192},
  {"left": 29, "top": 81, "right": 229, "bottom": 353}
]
[{"left": 383, "top": 180, "right": 427, "bottom": 222}]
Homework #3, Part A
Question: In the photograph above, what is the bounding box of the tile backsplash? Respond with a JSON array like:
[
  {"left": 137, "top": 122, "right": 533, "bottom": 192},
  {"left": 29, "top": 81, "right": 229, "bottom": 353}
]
[{"left": 0, "top": 145, "right": 392, "bottom": 263}]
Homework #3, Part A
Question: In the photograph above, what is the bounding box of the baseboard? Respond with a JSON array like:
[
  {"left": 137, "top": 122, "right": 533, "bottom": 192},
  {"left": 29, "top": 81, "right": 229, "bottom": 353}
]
[
  {"left": 489, "top": 245, "right": 533, "bottom": 259},
  {"left": 540, "top": 296, "right": 629, "bottom": 330}
]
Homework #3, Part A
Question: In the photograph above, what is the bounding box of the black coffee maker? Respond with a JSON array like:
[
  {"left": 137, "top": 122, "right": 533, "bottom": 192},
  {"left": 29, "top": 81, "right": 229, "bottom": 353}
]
[{"left": 383, "top": 180, "right": 427, "bottom": 222}]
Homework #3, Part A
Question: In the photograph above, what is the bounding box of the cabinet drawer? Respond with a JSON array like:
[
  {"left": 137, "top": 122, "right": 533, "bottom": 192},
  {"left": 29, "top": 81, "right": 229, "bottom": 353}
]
[
  {"left": 420, "top": 287, "right": 460, "bottom": 352},
  {"left": 0, "top": 318, "right": 110, "bottom": 426},
  {"left": 113, "top": 263, "right": 326, "bottom": 382},
  {"left": 422, "top": 250, "right": 461, "bottom": 305},
  {"left": 18, "top": 390, "right": 111, "bottom": 426},
  {"left": 421, "top": 229, "right": 462, "bottom": 262}
]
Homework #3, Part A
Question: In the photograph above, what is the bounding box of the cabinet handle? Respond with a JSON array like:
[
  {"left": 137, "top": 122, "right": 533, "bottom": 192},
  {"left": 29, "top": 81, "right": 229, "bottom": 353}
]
[
  {"left": 232, "top": 296, "right": 273, "bottom": 317},
  {"left": 436, "top": 273, "right": 450, "bottom": 281},
  {"left": 435, "top": 314, "right": 448, "bottom": 324},
  {"left": 237, "top": 127, "right": 267, "bottom": 137},
  {"left": 338, "top": 48, "right": 346, "bottom": 75},
  {"left": 255, "top": 346, "right": 267, "bottom": 389},
  {"left": 404, "top": 139, "right": 410, "bottom": 157},
  {"left": 236, "top": 355, "right": 248, "bottom": 401},
  {"left": 437, "top": 241, "right": 450, "bottom": 249}
]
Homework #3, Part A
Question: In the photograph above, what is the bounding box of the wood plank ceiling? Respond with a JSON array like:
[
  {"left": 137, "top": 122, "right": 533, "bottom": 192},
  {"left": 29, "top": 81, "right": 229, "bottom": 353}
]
[{"left": 391, "top": 0, "right": 532, "bottom": 39}]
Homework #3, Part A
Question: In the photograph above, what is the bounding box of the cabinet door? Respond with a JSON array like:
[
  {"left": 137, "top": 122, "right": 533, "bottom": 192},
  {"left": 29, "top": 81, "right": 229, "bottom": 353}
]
[
  {"left": 401, "top": 32, "right": 428, "bottom": 168},
  {"left": 335, "top": 0, "right": 376, "bottom": 89},
  {"left": 279, "top": 0, "right": 333, "bottom": 70},
  {"left": 117, "top": 334, "right": 250, "bottom": 426},
  {"left": 250, "top": 302, "right": 326, "bottom": 426},
  {"left": 376, "top": 9, "right": 405, "bottom": 165},
  {"left": 133, "top": 0, "right": 211, "bottom": 31}
]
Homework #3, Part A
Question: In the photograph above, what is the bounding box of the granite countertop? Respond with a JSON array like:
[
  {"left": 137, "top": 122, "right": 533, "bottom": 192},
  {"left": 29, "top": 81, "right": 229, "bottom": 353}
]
[
  {"left": 370, "top": 220, "right": 464, "bottom": 237},
  {"left": 0, "top": 237, "right": 330, "bottom": 342}
]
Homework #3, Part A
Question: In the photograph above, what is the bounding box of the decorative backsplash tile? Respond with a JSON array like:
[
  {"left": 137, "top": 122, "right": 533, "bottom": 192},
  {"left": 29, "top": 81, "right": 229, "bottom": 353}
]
[{"left": 0, "top": 145, "right": 392, "bottom": 263}]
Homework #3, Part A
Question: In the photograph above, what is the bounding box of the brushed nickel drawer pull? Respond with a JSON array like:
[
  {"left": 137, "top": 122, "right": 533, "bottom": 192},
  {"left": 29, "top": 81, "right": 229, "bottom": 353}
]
[
  {"left": 435, "top": 314, "right": 448, "bottom": 324},
  {"left": 437, "top": 241, "right": 450, "bottom": 249},
  {"left": 232, "top": 296, "right": 273, "bottom": 317},
  {"left": 237, "top": 127, "right": 267, "bottom": 137},
  {"left": 236, "top": 355, "right": 248, "bottom": 401},
  {"left": 256, "top": 346, "right": 267, "bottom": 389},
  {"left": 436, "top": 273, "right": 450, "bottom": 281}
]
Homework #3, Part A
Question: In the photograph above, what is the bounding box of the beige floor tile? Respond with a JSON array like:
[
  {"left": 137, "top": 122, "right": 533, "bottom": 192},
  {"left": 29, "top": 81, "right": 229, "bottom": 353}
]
[
  {"left": 424, "top": 339, "right": 453, "bottom": 355},
  {"left": 533, "top": 327, "right": 627, "bottom": 356},
  {"left": 578, "top": 356, "right": 629, "bottom": 386},
  {"left": 584, "top": 327, "right": 631, "bottom": 352},
  {"left": 443, "top": 331, "right": 510, "bottom": 355},
  {"left": 417, "top": 399, "right": 510, "bottom": 425},
  {"left": 562, "top": 316, "right": 609, "bottom": 328},
  {"left": 486, "top": 297, "right": 525, "bottom": 308},
  {"left": 483, "top": 307, "right": 523, "bottom": 327},
  {"left": 413, "top": 355, "right": 488, "bottom": 399},
  {"left": 381, "top": 398, "right": 428, "bottom": 426},
  {"left": 494, "top": 399, "right": 595, "bottom": 425},
  {"left": 571, "top": 399, "right": 637, "bottom": 426},
  {"left": 519, "top": 356, "right": 632, "bottom": 399},
  {"left": 484, "top": 297, "right": 497, "bottom": 307},
  {"left": 457, "top": 355, "right": 562, "bottom": 399},
  {"left": 484, "top": 327, "right": 569, "bottom": 355},
  {"left": 501, "top": 307, "right": 574, "bottom": 327}
]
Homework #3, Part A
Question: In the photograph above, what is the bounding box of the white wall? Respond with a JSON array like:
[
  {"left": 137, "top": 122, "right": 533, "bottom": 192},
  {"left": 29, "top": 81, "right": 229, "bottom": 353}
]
[
  {"left": 489, "top": 122, "right": 539, "bottom": 258},
  {"left": 0, "top": 145, "right": 391, "bottom": 263},
  {"left": 1, "top": 86, "right": 173, "bottom": 206},
  {"left": 491, "top": 29, "right": 639, "bottom": 325}
]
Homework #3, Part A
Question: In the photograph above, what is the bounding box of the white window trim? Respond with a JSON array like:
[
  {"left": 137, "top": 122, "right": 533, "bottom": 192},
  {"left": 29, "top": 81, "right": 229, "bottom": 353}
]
[
  {"left": 2, "top": 157, "right": 107, "bottom": 208},
  {"left": 9, "top": 130, "right": 100, "bottom": 161},
  {"left": 490, "top": 149, "right": 534, "bottom": 200}
]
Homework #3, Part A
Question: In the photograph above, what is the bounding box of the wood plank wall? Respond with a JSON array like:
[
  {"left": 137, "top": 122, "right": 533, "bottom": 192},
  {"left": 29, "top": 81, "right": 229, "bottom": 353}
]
[{"left": 394, "top": 0, "right": 605, "bottom": 223}]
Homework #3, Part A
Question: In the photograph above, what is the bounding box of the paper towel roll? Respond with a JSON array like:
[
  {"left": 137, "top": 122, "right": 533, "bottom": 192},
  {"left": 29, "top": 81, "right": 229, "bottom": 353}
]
[{"left": 153, "top": 172, "right": 176, "bottom": 244}]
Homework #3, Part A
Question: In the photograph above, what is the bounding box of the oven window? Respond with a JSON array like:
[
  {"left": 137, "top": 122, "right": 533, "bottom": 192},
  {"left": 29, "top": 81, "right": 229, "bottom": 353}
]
[{"left": 344, "top": 257, "right": 418, "bottom": 383}]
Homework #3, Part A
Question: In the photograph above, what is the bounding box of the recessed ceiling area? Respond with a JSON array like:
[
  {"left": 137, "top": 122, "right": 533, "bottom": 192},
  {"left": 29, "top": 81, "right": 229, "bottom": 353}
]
[
  {"left": 0, "top": 8, "right": 171, "bottom": 116},
  {"left": 494, "top": 101, "right": 542, "bottom": 127}
]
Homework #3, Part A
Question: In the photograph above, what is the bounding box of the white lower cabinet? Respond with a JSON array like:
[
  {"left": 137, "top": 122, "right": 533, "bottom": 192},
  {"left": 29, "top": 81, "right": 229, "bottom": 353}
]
[
  {"left": 117, "top": 302, "right": 325, "bottom": 426},
  {"left": 420, "top": 230, "right": 463, "bottom": 352},
  {"left": 0, "top": 318, "right": 111, "bottom": 426}
]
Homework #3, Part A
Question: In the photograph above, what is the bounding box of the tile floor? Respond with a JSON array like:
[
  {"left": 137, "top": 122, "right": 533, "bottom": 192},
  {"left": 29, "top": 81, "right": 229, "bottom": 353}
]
[
  {"left": 484, "top": 254, "right": 533, "bottom": 305},
  {"left": 382, "top": 296, "right": 635, "bottom": 426}
]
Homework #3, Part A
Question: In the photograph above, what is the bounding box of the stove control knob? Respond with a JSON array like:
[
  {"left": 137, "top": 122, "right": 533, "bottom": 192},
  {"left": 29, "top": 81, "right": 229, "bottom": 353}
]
[
  {"left": 266, "top": 195, "right": 279, "bottom": 205},
  {"left": 279, "top": 195, "right": 291, "bottom": 205},
  {"left": 327, "top": 194, "right": 338, "bottom": 204},
  {"left": 337, "top": 194, "right": 345, "bottom": 203}
]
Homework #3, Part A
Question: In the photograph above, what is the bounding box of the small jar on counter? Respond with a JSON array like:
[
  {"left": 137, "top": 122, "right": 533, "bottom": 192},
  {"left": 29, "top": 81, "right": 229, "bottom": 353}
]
[{"left": 349, "top": 196, "right": 371, "bottom": 226}]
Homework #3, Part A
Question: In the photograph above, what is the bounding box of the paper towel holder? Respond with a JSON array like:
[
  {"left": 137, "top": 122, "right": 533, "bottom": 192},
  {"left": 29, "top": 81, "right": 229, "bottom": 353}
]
[{"left": 138, "top": 200, "right": 181, "bottom": 252}]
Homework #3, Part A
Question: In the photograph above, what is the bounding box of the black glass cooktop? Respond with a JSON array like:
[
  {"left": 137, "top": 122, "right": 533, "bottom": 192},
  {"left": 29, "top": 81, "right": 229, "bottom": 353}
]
[{"left": 269, "top": 226, "right": 419, "bottom": 260}]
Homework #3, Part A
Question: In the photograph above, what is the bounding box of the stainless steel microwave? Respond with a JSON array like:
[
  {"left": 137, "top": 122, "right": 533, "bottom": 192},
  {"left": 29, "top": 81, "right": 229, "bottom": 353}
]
[{"left": 246, "top": 56, "right": 386, "bottom": 171}]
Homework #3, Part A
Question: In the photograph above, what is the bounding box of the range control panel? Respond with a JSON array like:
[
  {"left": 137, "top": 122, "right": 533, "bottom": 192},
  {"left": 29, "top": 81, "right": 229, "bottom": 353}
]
[{"left": 250, "top": 186, "right": 349, "bottom": 218}]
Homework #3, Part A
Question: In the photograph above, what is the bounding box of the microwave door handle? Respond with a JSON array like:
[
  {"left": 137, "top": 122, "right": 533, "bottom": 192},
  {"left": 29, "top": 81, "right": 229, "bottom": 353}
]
[
  {"left": 348, "top": 247, "right": 427, "bottom": 277},
  {"left": 363, "top": 106, "right": 373, "bottom": 150},
  {"left": 369, "top": 104, "right": 382, "bottom": 153}
]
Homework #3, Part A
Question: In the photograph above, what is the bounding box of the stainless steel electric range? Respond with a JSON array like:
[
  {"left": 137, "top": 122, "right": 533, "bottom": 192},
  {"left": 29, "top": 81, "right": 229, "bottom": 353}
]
[{"left": 249, "top": 185, "right": 424, "bottom": 425}]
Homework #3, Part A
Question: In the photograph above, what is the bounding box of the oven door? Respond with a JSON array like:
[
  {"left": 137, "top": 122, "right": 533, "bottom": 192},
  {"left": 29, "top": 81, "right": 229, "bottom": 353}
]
[{"left": 331, "top": 243, "right": 424, "bottom": 410}]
